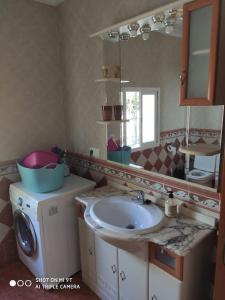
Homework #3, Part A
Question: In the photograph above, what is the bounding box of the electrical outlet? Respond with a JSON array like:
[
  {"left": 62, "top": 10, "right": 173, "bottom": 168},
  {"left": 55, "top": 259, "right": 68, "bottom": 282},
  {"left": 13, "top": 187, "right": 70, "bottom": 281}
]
[{"left": 89, "top": 147, "right": 100, "bottom": 158}]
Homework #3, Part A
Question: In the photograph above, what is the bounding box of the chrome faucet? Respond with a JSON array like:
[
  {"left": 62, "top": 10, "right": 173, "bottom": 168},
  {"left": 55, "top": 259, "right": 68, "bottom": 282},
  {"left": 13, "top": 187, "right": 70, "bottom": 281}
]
[{"left": 130, "top": 190, "right": 145, "bottom": 205}]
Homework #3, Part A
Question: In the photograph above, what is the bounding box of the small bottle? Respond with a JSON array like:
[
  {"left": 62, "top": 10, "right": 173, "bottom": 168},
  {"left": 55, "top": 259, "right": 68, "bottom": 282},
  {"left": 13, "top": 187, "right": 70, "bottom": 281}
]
[{"left": 165, "top": 191, "right": 177, "bottom": 218}]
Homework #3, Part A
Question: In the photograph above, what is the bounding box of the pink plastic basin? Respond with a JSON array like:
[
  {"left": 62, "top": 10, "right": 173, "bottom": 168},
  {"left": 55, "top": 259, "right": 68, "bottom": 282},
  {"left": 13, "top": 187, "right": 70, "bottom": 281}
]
[{"left": 22, "top": 151, "right": 59, "bottom": 169}]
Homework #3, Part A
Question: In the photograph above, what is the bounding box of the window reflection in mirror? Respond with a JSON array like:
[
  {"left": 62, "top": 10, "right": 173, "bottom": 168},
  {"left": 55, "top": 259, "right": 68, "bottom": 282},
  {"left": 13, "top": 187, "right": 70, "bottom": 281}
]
[
  {"left": 119, "top": 31, "right": 186, "bottom": 179},
  {"left": 121, "top": 88, "right": 160, "bottom": 150},
  {"left": 100, "top": 15, "right": 223, "bottom": 191}
]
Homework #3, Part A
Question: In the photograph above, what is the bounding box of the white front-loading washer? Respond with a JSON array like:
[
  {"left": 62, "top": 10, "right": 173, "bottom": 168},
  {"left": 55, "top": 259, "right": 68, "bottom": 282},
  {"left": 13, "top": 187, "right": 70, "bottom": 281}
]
[{"left": 10, "top": 174, "right": 95, "bottom": 288}]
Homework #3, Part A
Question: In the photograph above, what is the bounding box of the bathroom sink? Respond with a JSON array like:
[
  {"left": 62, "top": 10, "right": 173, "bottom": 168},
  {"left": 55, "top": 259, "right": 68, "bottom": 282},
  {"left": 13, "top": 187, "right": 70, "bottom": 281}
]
[{"left": 89, "top": 196, "right": 164, "bottom": 235}]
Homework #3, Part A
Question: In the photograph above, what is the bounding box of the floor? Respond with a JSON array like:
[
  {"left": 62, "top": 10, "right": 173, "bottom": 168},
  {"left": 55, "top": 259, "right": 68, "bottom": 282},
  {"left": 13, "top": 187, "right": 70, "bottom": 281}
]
[{"left": 0, "top": 261, "right": 99, "bottom": 300}]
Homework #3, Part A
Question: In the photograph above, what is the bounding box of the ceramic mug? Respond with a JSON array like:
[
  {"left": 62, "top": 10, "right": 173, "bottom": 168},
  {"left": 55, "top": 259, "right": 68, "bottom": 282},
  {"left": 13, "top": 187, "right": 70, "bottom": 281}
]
[
  {"left": 102, "top": 105, "right": 113, "bottom": 121},
  {"left": 113, "top": 105, "right": 123, "bottom": 120}
]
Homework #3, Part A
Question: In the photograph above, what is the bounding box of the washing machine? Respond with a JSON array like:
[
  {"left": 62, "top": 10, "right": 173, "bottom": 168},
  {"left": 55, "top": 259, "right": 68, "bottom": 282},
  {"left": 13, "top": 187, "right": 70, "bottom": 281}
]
[{"left": 10, "top": 174, "right": 95, "bottom": 287}]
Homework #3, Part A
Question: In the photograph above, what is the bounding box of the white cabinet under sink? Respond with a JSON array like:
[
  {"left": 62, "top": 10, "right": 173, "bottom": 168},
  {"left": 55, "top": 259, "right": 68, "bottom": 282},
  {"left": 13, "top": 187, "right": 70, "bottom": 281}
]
[
  {"left": 118, "top": 247, "right": 148, "bottom": 300},
  {"left": 95, "top": 235, "right": 149, "bottom": 300},
  {"left": 148, "top": 235, "right": 214, "bottom": 300},
  {"left": 78, "top": 218, "right": 97, "bottom": 293},
  {"left": 149, "top": 264, "right": 182, "bottom": 300},
  {"left": 77, "top": 202, "right": 214, "bottom": 300},
  {"left": 95, "top": 235, "right": 118, "bottom": 300}
]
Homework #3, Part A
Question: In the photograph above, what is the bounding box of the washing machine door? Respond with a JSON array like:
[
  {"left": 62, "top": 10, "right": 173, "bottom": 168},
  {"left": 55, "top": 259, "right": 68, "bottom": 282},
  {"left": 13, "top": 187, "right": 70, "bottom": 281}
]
[{"left": 14, "top": 210, "right": 37, "bottom": 257}]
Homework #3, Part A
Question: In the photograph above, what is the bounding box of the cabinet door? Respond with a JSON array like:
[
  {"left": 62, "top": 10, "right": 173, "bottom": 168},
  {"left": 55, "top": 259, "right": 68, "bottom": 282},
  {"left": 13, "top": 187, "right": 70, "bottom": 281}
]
[
  {"left": 95, "top": 236, "right": 119, "bottom": 300},
  {"left": 149, "top": 264, "right": 182, "bottom": 300},
  {"left": 180, "top": 0, "right": 219, "bottom": 106},
  {"left": 118, "top": 248, "right": 148, "bottom": 300},
  {"left": 78, "top": 219, "right": 96, "bottom": 290}
]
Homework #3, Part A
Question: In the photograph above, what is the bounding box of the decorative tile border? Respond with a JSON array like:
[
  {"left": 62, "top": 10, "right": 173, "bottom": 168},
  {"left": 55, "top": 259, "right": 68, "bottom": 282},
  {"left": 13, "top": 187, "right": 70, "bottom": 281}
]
[
  {"left": 189, "top": 128, "right": 221, "bottom": 139},
  {"left": 131, "top": 128, "right": 221, "bottom": 176},
  {"left": 0, "top": 161, "right": 18, "bottom": 177},
  {"left": 160, "top": 128, "right": 221, "bottom": 142},
  {"left": 68, "top": 152, "right": 220, "bottom": 215},
  {"left": 160, "top": 128, "right": 186, "bottom": 140}
]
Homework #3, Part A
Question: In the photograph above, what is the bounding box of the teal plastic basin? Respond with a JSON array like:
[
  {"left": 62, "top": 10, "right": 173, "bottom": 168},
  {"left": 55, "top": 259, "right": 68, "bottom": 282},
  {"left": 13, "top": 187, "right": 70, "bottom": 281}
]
[
  {"left": 107, "top": 149, "right": 131, "bottom": 165},
  {"left": 17, "top": 162, "right": 65, "bottom": 193}
]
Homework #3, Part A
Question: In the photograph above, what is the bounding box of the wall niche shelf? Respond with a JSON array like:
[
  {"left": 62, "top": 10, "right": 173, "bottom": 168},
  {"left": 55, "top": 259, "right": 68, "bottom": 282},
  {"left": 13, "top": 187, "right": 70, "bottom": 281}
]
[
  {"left": 97, "top": 120, "right": 129, "bottom": 125},
  {"left": 95, "top": 78, "right": 130, "bottom": 83},
  {"left": 179, "top": 144, "right": 221, "bottom": 156}
]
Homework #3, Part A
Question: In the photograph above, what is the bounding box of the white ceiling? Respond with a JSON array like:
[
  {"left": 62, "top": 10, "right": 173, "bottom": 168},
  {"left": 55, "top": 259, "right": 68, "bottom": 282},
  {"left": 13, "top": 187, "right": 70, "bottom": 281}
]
[{"left": 34, "top": 0, "right": 64, "bottom": 6}]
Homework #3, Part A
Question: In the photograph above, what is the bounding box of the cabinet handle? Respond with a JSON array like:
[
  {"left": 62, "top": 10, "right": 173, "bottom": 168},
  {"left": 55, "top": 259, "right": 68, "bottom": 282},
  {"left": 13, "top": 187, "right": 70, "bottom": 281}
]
[
  {"left": 152, "top": 295, "right": 158, "bottom": 300},
  {"left": 111, "top": 264, "right": 117, "bottom": 274},
  {"left": 179, "top": 71, "right": 186, "bottom": 85},
  {"left": 120, "top": 271, "right": 126, "bottom": 281},
  {"left": 88, "top": 248, "right": 93, "bottom": 256}
]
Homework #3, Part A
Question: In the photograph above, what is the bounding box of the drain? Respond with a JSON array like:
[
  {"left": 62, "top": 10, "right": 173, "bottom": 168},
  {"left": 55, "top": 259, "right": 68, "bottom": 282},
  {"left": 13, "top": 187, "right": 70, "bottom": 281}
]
[{"left": 125, "top": 224, "right": 135, "bottom": 229}]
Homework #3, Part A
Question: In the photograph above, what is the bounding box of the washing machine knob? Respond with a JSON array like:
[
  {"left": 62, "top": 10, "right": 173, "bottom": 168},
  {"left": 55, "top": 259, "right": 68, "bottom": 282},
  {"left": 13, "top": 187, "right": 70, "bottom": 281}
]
[{"left": 17, "top": 197, "right": 23, "bottom": 207}]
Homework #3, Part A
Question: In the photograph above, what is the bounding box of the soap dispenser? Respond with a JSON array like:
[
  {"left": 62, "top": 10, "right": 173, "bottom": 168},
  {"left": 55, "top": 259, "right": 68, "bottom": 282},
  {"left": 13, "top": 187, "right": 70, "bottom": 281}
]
[{"left": 165, "top": 191, "right": 177, "bottom": 218}]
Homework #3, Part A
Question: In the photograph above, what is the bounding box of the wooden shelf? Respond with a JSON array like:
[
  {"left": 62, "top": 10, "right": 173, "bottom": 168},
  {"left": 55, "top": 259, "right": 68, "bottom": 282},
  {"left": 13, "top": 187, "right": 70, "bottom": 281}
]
[
  {"left": 97, "top": 120, "right": 130, "bottom": 125},
  {"left": 179, "top": 144, "right": 221, "bottom": 156},
  {"left": 191, "top": 49, "right": 210, "bottom": 56},
  {"left": 90, "top": 2, "right": 184, "bottom": 39},
  {"left": 95, "top": 78, "right": 130, "bottom": 83}
]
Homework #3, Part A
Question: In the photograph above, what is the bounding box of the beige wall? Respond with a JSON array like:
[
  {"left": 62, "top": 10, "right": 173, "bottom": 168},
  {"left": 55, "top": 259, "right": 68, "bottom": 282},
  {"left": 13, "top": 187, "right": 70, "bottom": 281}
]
[
  {"left": 0, "top": 0, "right": 66, "bottom": 161},
  {"left": 189, "top": 106, "right": 224, "bottom": 130},
  {"left": 1, "top": 0, "right": 220, "bottom": 162},
  {"left": 58, "top": 0, "right": 174, "bottom": 158},
  {"left": 120, "top": 32, "right": 186, "bottom": 132}
]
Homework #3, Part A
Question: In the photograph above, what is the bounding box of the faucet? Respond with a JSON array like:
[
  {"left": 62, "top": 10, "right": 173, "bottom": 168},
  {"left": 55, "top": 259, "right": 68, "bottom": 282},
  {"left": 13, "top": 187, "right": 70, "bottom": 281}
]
[{"left": 130, "top": 190, "right": 145, "bottom": 205}]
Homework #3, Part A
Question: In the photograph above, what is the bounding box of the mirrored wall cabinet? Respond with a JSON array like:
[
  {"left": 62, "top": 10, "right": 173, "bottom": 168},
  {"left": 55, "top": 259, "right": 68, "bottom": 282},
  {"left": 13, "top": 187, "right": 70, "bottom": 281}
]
[
  {"left": 180, "top": 0, "right": 225, "bottom": 106},
  {"left": 91, "top": 0, "right": 225, "bottom": 108}
]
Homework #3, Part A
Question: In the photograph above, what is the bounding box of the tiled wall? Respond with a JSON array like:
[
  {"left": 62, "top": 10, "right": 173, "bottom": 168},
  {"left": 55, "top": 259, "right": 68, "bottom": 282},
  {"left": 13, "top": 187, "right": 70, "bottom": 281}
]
[
  {"left": 68, "top": 153, "right": 220, "bottom": 217},
  {"left": 131, "top": 129, "right": 186, "bottom": 175},
  {"left": 189, "top": 128, "right": 221, "bottom": 145},
  {"left": 0, "top": 163, "right": 19, "bottom": 267},
  {"left": 131, "top": 128, "right": 221, "bottom": 175}
]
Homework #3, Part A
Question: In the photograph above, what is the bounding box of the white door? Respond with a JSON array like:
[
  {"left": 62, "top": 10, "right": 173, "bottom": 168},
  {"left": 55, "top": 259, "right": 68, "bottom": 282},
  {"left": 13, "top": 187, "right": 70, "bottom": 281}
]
[
  {"left": 95, "top": 235, "right": 119, "bottom": 300},
  {"left": 118, "top": 248, "right": 148, "bottom": 300},
  {"left": 149, "top": 264, "right": 182, "bottom": 300},
  {"left": 78, "top": 219, "right": 96, "bottom": 291}
]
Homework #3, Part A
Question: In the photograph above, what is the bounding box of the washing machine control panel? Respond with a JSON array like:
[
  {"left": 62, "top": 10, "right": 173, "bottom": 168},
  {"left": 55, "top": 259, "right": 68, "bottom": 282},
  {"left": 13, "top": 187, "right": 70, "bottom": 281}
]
[{"left": 17, "top": 197, "right": 23, "bottom": 207}]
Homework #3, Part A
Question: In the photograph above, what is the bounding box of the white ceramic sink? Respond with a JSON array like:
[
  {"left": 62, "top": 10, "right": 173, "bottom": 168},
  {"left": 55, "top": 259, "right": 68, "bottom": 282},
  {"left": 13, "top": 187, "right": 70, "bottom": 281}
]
[{"left": 89, "top": 196, "right": 164, "bottom": 234}]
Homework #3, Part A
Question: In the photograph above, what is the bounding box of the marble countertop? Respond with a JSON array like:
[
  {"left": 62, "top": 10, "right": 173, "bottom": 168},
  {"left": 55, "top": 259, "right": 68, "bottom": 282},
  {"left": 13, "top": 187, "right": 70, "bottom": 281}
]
[{"left": 76, "top": 186, "right": 215, "bottom": 256}]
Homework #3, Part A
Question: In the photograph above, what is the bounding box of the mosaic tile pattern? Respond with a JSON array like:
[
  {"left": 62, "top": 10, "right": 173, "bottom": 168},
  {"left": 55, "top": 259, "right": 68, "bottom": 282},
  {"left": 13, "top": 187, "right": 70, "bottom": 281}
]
[
  {"left": 131, "top": 128, "right": 221, "bottom": 175},
  {"left": 69, "top": 153, "right": 220, "bottom": 214},
  {"left": 131, "top": 129, "right": 185, "bottom": 175},
  {"left": 189, "top": 128, "right": 221, "bottom": 144}
]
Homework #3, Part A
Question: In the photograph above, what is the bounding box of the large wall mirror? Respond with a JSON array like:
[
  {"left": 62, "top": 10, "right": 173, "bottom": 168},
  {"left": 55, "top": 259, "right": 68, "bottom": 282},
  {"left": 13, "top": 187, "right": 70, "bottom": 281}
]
[{"left": 94, "top": 3, "right": 224, "bottom": 192}]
